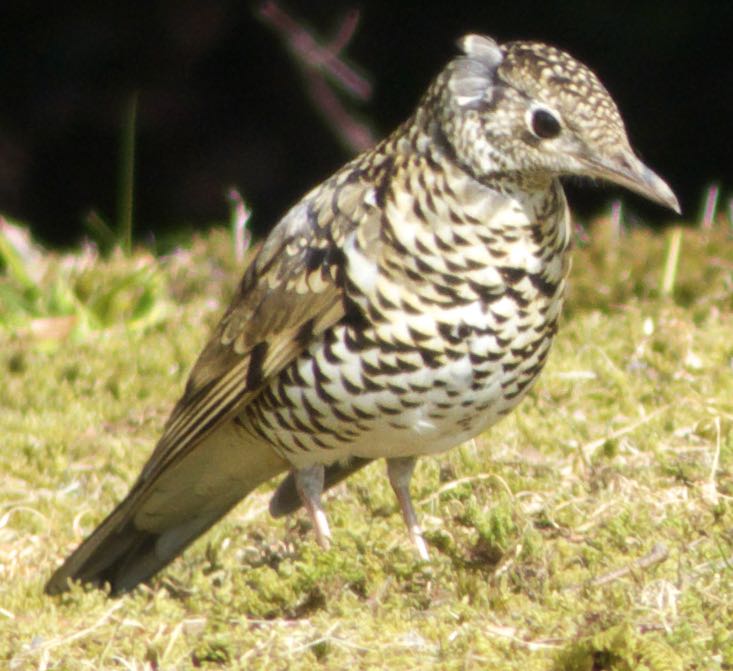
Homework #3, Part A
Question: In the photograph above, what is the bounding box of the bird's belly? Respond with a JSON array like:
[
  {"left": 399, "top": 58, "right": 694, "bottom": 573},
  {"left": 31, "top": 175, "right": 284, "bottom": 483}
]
[{"left": 242, "top": 299, "right": 558, "bottom": 468}]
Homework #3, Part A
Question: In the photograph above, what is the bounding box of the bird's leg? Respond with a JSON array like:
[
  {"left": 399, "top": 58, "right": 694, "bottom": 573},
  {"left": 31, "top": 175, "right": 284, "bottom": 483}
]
[
  {"left": 293, "top": 465, "right": 331, "bottom": 549},
  {"left": 387, "top": 456, "right": 429, "bottom": 560}
]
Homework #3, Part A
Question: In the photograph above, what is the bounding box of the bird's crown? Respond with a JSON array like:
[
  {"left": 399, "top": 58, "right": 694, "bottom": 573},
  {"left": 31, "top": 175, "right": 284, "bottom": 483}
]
[{"left": 426, "top": 34, "right": 677, "bottom": 211}]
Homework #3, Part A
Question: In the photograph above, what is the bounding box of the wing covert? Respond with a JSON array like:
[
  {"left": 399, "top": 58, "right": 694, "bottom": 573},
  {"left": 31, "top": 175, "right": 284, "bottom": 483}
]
[{"left": 135, "top": 168, "right": 379, "bottom": 487}]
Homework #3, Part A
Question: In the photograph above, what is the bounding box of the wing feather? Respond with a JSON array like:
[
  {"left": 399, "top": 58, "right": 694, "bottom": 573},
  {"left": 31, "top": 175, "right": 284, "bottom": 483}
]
[
  {"left": 46, "top": 135, "right": 392, "bottom": 595},
  {"left": 130, "top": 170, "right": 378, "bottom": 497}
]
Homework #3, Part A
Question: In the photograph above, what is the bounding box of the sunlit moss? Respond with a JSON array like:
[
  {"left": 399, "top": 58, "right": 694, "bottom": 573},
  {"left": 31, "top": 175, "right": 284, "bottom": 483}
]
[{"left": 2, "top": 221, "right": 733, "bottom": 668}]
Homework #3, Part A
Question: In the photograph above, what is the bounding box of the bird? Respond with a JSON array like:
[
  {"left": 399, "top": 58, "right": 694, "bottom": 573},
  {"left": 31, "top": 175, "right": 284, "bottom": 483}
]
[{"left": 45, "top": 33, "right": 679, "bottom": 596}]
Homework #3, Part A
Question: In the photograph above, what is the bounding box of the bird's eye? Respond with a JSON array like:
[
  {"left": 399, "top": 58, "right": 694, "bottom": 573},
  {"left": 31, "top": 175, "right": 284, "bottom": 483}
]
[{"left": 530, "top": 108, "right": 562, "bottom": 139}]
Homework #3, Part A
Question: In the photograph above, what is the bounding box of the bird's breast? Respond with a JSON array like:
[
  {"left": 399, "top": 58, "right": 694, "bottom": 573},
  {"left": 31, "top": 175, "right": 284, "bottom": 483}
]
[{"left": 243, "top": 212, "right": 569, "bottom": 468}]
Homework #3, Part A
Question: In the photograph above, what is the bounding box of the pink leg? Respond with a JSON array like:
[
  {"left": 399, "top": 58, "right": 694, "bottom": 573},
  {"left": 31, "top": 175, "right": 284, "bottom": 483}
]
[
  {"left": 294, "top": 465, "right": 332, "bottom": 549},
  {"left": 387, "top": 457, "right": 429, "bottom": 560}
]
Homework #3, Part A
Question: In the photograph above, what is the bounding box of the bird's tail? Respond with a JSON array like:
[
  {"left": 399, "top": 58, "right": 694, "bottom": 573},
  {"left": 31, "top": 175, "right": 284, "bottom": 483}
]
[{"left": 45, "top": 422, "right": 288, "bottom": 596}]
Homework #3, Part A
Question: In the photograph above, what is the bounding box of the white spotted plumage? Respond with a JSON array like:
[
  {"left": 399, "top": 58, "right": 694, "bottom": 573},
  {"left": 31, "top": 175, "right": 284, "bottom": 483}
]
[
  {"left": 242, "top": 157, "right": 570, "bottom": 466},
  {"left": 46, "top": 33, "right": 678, "bottom": 596}
]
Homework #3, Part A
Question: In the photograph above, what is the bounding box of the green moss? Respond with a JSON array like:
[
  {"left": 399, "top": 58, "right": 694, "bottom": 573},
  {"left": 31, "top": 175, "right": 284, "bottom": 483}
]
[{"left": 2, "top": 221, "right": 733, "bottom": 668}]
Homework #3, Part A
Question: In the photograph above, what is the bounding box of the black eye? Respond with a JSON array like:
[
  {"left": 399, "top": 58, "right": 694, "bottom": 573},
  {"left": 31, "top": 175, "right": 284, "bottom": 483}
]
[{"left": 530, "top": 108, "right": 562, "bottom": 139}]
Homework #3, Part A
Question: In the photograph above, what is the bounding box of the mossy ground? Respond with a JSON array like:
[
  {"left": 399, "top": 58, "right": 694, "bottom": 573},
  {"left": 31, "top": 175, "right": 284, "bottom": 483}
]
[{"left": 1, "top": 213, "right": 732, "bottom": 670}]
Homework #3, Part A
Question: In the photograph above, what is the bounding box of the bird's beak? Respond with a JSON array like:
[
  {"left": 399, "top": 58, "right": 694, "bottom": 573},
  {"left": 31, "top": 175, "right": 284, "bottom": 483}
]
[{"left": 583, "top": 149, "right": 680, "bottom": 214}]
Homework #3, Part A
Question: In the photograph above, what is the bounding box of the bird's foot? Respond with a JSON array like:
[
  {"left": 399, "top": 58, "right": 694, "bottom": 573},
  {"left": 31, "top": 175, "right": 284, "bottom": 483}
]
[
  {"left": 387, "top": 457, "right": 429, "bottom": 561},
  {"left": 294, "top": 465, "right": 332, "bottom": 549}
]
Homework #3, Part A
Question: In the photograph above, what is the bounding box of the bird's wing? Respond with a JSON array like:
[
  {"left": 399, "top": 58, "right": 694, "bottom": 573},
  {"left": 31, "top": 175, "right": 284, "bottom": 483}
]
[
  {"left": 139, "top": 167, "right": 380, "bottom": 492},
  {"left": 45, "top": 167, "right": 383, "bottom": 594}
]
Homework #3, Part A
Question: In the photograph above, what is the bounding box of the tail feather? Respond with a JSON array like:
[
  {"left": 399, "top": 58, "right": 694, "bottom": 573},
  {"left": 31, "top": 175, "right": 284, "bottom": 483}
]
[
  {"left": 45, "top": 421, "right": 288, "bottom": 595},
  {"left": 45, "top": 502, "right": 238, "bottom": 596}
]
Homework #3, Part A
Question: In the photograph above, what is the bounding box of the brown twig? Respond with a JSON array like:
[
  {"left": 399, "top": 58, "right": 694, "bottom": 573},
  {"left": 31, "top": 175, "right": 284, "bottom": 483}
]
[
  {"left": 257, "top": 1, "right": 376, "bottom": 153},
  {"left": 259, "top": 1, "right": 371, "bottom": 99},
  {"left": 567, "top": 543, "right": 670, "bottom": 591},
  {"left": 303, "top": 70, "right": 375, "bottom": 152},
  {"left": 226, "top": 187, "right": 252, "bottom": 265}
]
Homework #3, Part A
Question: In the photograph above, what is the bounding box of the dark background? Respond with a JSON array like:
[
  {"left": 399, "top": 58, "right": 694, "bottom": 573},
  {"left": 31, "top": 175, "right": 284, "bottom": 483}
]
[{"left": 0, "top": 2, "right": 730, "bottom": 247}]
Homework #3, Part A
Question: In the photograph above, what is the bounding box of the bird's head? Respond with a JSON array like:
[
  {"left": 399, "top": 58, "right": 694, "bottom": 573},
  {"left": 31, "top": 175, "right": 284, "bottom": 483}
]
[{"left": 435, "top": 34, "right": 679, "bottom": 212}]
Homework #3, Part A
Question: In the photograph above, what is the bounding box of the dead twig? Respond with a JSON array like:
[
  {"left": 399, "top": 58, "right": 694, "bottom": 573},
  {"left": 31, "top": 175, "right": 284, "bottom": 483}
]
[
  {"left": 567, "top": 543, "right": 670, "bottom": 591},
  {"left": 258, "top": 1, "right": 376, "bottom": 152},
  {"left": 580, "top": 406, "right": 668, "bottom": 465},
  {"left": 226, "top": 187, "right": 252, "bottom": 265}
]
